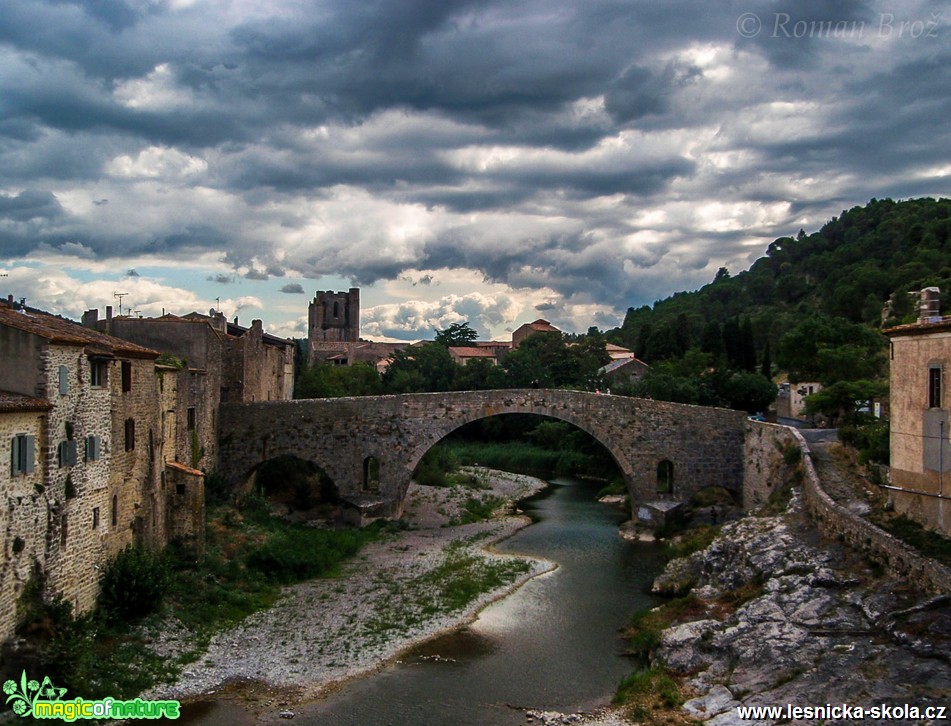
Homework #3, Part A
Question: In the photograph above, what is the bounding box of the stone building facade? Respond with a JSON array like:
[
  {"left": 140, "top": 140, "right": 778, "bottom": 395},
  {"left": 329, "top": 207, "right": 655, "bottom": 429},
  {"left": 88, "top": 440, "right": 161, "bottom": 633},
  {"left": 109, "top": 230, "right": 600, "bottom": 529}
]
[
  {"left": 0, "top": 301, "right": 164, "bottom": 636},
  {"left": 885, "top": 311, "right": 951, "bottom": 535},
  {"left": 309, "top": 288, "right": 360, "bottom": 343},
  {"left": 0, "top": 394, "right": 50, "bottom": 643}
]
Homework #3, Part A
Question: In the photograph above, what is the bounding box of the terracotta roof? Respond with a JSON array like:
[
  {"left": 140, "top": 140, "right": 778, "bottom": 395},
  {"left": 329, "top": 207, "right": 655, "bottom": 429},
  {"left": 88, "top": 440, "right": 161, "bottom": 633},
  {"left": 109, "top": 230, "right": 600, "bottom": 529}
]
[
  {"left": 0, "top": 390, "right": 52, "bottom": 413},
  {"left": 605, "top": 343, "right": 633, "bottom": 352},
  {"left": 448, "top": 346, "right": 497, "bottom": 357},
  {"left": 0, "top": 305, "right": 158, "bottom": 359},
  {"left": 885, "top": 318, "right": 951, "bottom": 337},
  {"left": 166, "top": 461, "right": 204, "bottom": 477}
]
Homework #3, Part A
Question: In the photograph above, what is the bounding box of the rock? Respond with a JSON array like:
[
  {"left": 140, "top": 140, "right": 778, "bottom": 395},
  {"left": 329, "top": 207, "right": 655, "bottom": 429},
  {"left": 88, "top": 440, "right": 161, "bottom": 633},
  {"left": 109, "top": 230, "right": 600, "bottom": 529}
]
[
  {"left": 656, "top": 619, "right": 719, "bottom": 674},
  {"left": 279, "top": 710, "right": 295, "bottom": 719},
  {"left": 682, "top": 684, "right": 737, "bottom": 718}
]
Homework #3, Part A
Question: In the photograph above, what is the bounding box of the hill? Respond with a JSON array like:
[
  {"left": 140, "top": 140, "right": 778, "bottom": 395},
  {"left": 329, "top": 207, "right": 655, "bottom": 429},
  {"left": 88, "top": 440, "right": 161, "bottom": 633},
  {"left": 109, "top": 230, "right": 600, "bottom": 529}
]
[{"left": 608, "top": 197, "right": 951, "bottom": 376}]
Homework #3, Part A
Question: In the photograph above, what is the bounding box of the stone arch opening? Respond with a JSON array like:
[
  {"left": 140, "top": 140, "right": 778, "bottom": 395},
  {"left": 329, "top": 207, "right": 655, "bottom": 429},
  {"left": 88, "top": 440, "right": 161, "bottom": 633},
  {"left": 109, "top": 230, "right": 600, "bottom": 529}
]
[
  {"left": 249, "top": 455, "right": 341, "bottom": 523},
  {"left": 656, "top": 459, "right": 674, "bottom": 494},
  {"left": 686, "top": 485, "right": 740, "bottom": 526},
  {"left": 363, "top": 456, "right": 380, "bottom": 492},
  {"left": 409, "top": 412, "right": 627, "bottom": 495}
]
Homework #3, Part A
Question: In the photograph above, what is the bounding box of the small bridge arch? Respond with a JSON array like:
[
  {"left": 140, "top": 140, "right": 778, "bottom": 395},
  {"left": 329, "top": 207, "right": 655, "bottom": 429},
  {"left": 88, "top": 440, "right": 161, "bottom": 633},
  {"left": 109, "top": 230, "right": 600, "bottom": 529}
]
[{"left": 218, "top": 389, "right": 748, "bottom": 520}]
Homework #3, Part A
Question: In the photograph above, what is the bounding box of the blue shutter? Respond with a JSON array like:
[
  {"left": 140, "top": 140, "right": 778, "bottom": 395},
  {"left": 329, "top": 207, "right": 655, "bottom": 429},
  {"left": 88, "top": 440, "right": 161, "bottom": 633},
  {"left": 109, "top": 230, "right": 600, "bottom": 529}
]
[
  {"left": 59, "top": 365, "right": 69, "bottom": 395},
  {"left": 24, "top": 436, "right": 35, "bottom": 474},
  {"left": 85, "top": 435, "right": 100, "bottom": 462},
  {"left": 65, "top": 440, "right": 78, "bottom": 467}
]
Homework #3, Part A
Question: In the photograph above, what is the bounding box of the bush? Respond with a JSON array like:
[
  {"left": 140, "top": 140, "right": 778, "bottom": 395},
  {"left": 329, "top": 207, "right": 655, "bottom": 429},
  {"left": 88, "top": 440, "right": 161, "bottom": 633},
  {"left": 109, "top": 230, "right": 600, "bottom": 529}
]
[
  {"left": 245, "top": 528, "right": 371, "bottom": 583},
  {"left": 98, "top": 546, "right": 170, "bottom": 623}
]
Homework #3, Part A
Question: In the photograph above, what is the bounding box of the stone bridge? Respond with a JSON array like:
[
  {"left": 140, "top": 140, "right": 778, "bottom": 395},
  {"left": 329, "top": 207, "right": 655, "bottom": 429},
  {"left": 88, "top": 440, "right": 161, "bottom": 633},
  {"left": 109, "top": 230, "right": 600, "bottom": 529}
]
[{"left": 218, "top": 389, "right": 749, "bottom": 522}]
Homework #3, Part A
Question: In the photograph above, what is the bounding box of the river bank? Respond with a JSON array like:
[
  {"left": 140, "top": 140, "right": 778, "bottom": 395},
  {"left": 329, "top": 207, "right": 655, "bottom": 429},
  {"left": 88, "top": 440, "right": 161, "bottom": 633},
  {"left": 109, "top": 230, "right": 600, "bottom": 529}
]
[
  {"left": 643, "top": 488, "right": 951, "bottom": 725},
  {"left": 146, "top": 469, "right": 554, "bottom": 715}
]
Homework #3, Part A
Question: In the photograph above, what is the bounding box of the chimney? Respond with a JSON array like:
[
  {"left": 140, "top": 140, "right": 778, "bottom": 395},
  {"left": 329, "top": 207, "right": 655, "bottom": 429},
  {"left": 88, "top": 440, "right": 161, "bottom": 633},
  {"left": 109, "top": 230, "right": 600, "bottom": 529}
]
[
  {"left": 6, "top": 294, "right": 12, "bottom": 308},
  {"left": 919, "top": 287, "right": 941, "bottom": 324},
  {"left": 106, "top": 305, "right": 113, "bottom": 323}
]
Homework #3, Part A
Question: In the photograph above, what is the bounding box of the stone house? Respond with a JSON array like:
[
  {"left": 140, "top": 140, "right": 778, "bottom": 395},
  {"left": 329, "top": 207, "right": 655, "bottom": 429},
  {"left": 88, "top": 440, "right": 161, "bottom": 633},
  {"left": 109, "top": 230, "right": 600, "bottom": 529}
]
[
  {"left": 511, "top": 319, "right": 561, "bottom": 349},
  {"left": 0, "top": 392, "right": 50, "bottom": 643},
  {"left": 0, "top": 300, "right": 163, "bottom": 634},
  {"left": 885, "top": 290, "right": 951, "bottom": 535},
  {"left": 223, "top": 318, "right": 295, "bottom": 402},
  {"left": 448, "top": 346, "right": 499, "bottom": 366}
]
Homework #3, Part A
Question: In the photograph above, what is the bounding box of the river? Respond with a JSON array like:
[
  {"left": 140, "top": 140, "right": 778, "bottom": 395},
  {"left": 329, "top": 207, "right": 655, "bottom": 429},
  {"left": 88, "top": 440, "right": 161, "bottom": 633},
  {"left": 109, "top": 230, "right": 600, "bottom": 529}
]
[{"left": 178, "top": 476, "right": 666, "bottom": 725}]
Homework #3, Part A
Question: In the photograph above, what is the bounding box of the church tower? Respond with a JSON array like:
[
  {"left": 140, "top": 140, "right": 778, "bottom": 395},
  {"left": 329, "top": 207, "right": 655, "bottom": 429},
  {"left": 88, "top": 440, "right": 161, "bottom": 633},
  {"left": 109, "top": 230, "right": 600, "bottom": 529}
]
[{"left": 308, "top": 288, "right": 360, "bottom": 343}]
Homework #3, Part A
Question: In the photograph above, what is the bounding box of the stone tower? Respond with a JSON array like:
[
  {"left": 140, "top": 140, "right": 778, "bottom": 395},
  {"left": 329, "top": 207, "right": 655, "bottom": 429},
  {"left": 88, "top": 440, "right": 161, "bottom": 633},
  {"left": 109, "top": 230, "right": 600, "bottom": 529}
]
[{"left": 308, "top": 288, "right": 360, "bottom": 343}]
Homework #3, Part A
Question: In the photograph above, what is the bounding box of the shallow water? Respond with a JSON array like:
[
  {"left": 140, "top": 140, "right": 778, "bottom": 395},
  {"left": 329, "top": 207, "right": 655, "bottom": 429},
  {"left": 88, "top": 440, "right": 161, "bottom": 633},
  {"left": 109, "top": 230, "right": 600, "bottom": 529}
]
[{"left": 176, "top": 477, "right": 665, "bottom": 724}]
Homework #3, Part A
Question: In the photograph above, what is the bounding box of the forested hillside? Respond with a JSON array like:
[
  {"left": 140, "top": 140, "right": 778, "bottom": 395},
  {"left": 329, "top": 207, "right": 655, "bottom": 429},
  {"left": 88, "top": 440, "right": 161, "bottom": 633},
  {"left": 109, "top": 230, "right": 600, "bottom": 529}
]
[{"left": 608, "top": 197, "right": 951, "bottom": 381}]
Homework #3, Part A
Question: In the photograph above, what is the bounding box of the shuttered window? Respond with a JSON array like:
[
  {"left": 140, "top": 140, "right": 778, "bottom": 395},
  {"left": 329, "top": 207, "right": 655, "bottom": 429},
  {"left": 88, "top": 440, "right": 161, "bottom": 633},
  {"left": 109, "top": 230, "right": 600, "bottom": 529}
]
[
  {"left": 10, "top": 434, "right": 35, "bottom": 476},
  {"left": 58, "top": 365, "right": 69, "bottom": 395},
  {"left": 85, "top": 435, "right": 101, "bottom": 462}
]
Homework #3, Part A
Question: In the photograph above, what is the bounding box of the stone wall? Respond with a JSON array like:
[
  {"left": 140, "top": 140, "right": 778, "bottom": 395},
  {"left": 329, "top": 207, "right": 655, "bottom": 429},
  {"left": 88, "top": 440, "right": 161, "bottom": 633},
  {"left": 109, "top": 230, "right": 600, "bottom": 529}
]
[
  {"left": 219, "top": 390, "right": 748, "bottom": 518},
  {"left": 0, "top": 409, "right": 48, "bottom": 643},
  {"left": 793, "top": 428, "right": 951, "bottom": 594},
  {"left": 742, "top": 420, "right": 800, "bottom": 511},
  {"left": 42, "top": 344, "right": 113, "bottom": 615}
]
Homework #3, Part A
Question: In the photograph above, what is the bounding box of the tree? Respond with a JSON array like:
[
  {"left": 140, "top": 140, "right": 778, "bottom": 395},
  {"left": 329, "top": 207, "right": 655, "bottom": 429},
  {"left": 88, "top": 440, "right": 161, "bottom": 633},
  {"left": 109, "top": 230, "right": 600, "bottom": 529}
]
[
  {"left": 383, "top": 344, "right": 457, "bottom": 392},
  {"left": 760, "top": 340, "right": 772, "bottom": 380},
  {"left": 295, "top": 362, "right": 383, "bottom": 398},
  {"left": 803, "top": 380, "right": 888, "bottom": 427},
  {"left": 434, "top": 322, "right": 479, "bottom": 347}
]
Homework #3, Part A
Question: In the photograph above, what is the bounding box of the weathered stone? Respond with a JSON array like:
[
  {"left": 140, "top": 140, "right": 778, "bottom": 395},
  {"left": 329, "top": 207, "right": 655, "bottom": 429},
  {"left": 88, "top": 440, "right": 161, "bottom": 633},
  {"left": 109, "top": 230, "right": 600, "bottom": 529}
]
[{"left": 218, "top": 390, "right": 749, "bottom": 519}]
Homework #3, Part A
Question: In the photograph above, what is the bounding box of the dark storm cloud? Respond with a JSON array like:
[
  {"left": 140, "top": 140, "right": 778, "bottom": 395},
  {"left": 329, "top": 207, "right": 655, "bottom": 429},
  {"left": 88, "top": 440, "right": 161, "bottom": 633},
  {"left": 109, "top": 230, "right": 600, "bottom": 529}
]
[
  {"left": 2, "top": 0, "right": 949, "bottom": 318},
  {"left": 0, "top": 190, "right": 63, "bottom": 221},
  {"left": 279, "top": 283, "right": 305, "bottom": 294}
]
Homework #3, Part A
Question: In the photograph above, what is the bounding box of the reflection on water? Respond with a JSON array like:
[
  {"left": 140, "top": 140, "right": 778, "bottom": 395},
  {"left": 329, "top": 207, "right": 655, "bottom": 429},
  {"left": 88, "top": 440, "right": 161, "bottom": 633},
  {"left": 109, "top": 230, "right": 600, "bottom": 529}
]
[{"left": 174, "top": 477, "right": 665, "bottom": 725}]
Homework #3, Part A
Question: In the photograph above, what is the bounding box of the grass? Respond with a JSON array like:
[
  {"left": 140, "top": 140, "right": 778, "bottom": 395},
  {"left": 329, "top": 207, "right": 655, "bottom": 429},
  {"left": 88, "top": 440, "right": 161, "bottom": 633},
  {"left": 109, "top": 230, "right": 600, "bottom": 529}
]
[
  {"left": 869, "top": 513, "right": 951, "bottom": 568},
  {"left": 662, "top": 525, "right": 721, "bottom": 559},
  {"left": 8, "top": 498, "right": 380, "bottom": 700},
  {"left": 439, "top": 440, "right": 601, "bottom": 478},
  {"left": 359, "top": 542, "right": 532, "bottom": 643},
  {"left": 621, "top": 595, "right": 706, "bottom": 660},
  {"left": 613, "top": 667, "right": 700, "bottom": 725}
]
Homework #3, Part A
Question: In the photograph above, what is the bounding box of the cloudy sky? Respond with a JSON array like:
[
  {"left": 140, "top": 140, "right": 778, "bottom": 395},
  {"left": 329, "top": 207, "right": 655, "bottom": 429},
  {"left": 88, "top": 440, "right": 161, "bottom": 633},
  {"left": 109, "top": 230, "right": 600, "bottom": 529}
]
[{"left": 1, "top": 0, "right": 948, "bottom": 341}]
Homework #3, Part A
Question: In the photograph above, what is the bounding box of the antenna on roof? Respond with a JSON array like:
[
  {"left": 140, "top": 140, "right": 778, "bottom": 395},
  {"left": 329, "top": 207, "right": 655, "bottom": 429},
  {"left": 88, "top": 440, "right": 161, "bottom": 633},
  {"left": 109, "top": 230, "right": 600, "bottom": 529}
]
[
  {"left": 113, "top": 291, "right": 128, "bottom": 316},
  {"left": 215, "top": 297, "right": 220, "bottom": 312}
]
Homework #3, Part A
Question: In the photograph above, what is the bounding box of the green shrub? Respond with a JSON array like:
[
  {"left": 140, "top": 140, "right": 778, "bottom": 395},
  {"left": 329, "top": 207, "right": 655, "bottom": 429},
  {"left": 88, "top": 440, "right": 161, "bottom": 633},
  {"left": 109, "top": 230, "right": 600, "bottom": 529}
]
[{"left": 98, "top": 546, "right": 170, "bottom": 623}]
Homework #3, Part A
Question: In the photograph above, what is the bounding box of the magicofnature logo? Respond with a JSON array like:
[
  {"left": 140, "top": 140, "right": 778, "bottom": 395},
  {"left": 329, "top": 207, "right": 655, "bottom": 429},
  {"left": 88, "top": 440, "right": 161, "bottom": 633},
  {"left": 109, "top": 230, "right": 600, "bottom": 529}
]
[{"left": 4, "top": 670, "right": 180, "bottom": 720}]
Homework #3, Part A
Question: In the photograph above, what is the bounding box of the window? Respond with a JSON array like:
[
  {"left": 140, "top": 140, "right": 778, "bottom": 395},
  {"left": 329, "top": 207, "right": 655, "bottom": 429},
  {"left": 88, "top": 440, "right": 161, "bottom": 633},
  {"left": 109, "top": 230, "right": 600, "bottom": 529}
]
[
  {"left": 90, "top": 360, "right": 108, "bottom": 387},
  {"left": 333, "top": 301, "right": 339, "bottom": 318},
  {"left": 58, "top": 365, "right": 69, "bottom": 395},
  {"left": 92, "top": 507, "right": 100, "bottom": 529},
  {"left": 124, "top": 418, "right": 135, "bottom": 451},
  {"left": 85, "top": 435, "right": 101, "bottom": 462},
  {"left": 930, "top": 367, "right": 942, "bottom": 409},
  {"left": 122, "top": 361, "right": 132, "bottom": 392},
  {"left": 111, "top": 495, "right": 118, "bottom": 528},
  {"left": 10, "top": 434, "right": 35, "bottom": 476},
  {"left": 363, "top": 456, "right": 380, "bottom": 492},
  {"left": 657, "top": 460, "right": 674, "bottom": 494},
  {"left": 57, "top": 440, "right": 78, "bottom": 468},
  {"left": 176, "top": 483, "right": 186, "bottom": 496},
  {"left": 187, "top": 407, "right": 196, "bottom": 431},
  {"left": 148, "top": 429, "right": 155, "bottom": 462},
  {"left": 60, "top": 515, "right": 68, "bottom": 548}
]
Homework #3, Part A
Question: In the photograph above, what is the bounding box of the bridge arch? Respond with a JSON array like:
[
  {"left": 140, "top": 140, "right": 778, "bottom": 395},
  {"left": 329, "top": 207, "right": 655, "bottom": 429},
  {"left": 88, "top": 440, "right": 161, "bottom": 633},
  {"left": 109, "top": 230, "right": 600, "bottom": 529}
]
[
  {"left": 404, "top": 407, "right": 636, "bottom": 498},
  {"left": 218, "top": 389, "right": 748, "bottom": 521}
]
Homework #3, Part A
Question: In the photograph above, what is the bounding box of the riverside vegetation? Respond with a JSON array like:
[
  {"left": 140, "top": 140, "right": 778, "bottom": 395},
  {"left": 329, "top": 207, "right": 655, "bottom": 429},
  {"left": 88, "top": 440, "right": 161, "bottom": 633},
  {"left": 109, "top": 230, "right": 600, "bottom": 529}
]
[{"left": 4, "top": 494, "right": 381, "bottom": 701}]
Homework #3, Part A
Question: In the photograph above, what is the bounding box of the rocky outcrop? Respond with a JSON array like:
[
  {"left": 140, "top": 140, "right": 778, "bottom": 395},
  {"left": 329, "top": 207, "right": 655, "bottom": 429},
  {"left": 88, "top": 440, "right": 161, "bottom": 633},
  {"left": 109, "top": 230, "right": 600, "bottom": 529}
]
[{"left": 651, "top": 492, "right": 951, "bottom": 724}]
